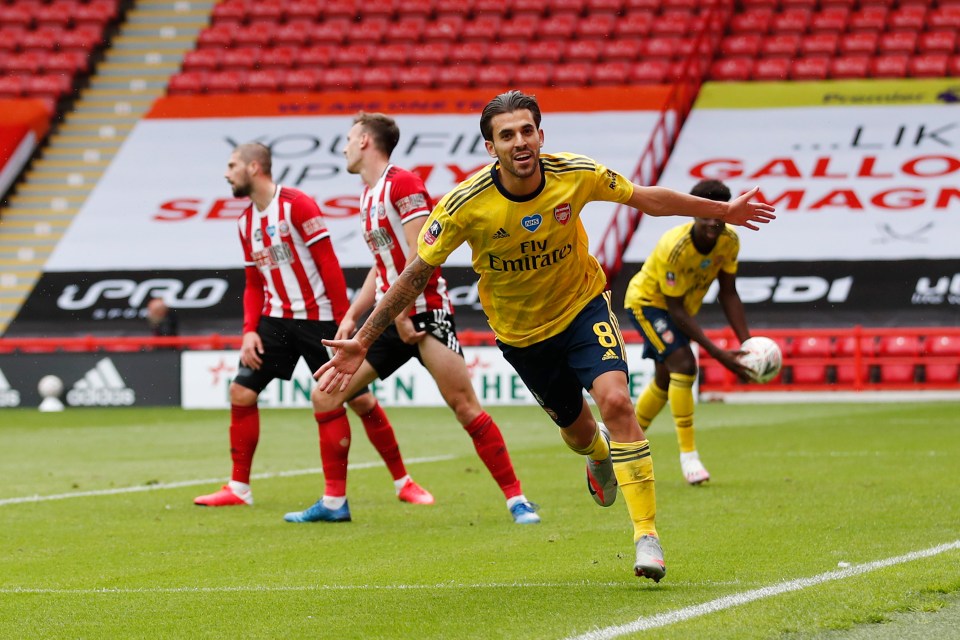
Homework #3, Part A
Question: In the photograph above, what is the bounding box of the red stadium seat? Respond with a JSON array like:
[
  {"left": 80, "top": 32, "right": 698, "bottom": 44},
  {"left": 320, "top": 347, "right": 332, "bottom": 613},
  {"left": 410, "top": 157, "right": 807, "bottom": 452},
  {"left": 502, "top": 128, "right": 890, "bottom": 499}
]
[
  {"left": 809, "top": 7, "right": 849, "bottom": 32},
  {"left": 319, "top": 67, "right": 358, "bottom": 91},
  {"left": 871, "top": 54, "right": 909, "bottom": 78},
  {"left": 878, "top": 31, "right": 918, "bottom": 55},
  {"left": 211, "top": 0, "right": 246, "bottom": 25},
  {"left": 197, "top": 24, "right": 235, "bottom": 49},
  {"left": 830, "top": 56, "right": 870, "bottom": 78},
  {"left": 603, "top": 39, "right": 642, "bottom": 62},
  {"left": 761, "top": 34, "right": 801, "bottom": 58},
  {"left": 501, "top": 14, "right": 539, "bottom": 41},
  {"left": 167, "top": 71, "right": 206, "bottom": 95},
  {"left": 801, "top": 33, "right": 839, "bottom": 57},
  {"left": 5, "top": 51, "right": 44, "bottom": 75},
  {"left": 488, "top": 41, "right": 524, "bottom": 64},
  {"left": 721, "top": 34, "right": 763, "bottom": 58},
  {"left": 924, "top": 363, "right": 960, "bottom": 384},
  {"left": 729, "top": 9, "right": 773, "bottom": 34},
  {"left": 436, "top": 64, "right": 476, "bottom": 88},
  {"left": 0, "top": 4, "right": 33, "bottom": 29},
  {"left": 247, "top": 2, "right": 283, "bottom": 25},
  {"left": 878, "top": 335, "right": 922, "bottom": 357},
  {"left": 475, "top": 63, "right": 514, "bottom": 88},
  {"left": 383, "top": 16, "right": 426, "bottom": 43},
  {"left": 34, "top": 2, "right": 73, "bottom": 29},
  {"left": 44, "top": 50, "right": 89, "bottom": 74},
  {"left": 246, "top": 69, "right": 282, "bottom": 93},
  {"left": 591, "top": 61, "right": 629, "bottom": 85},
  {"left": 848, "top": 7, "right": 887, "bottom": 31},
  {"left": 615, "top": 11, "right": 653, "bottom": 38},
  {"left": 514, "top": 63, "right": 554, "bottom": 87},
  {"left": 233, "top": 23, "right": 274, "bottom": 48},
  {"left": 839, "top": 32, "right": 879, "bottom": 56},
  {"left": 298, "top": 46, "right": 334, "bottom": 68},
  {"left": 334, "top": 44, "right": 376, "bottom": 67},
  {"left": 650, "top": 12, "right": 691, "bottom": 37},
  {"left": 221, "top": 47, "right": 260, "bottom": 71},
  {"left": 206, "top": 70, "right": 248, "bottom": 94},
  {"left": 700, "top": 361, "right": 732, "bottom": 387},
  {"left": 917, "top": 31, "right": 957, "bottom": 54},
  {"left": 435, "top": 0, "right": 472, "bottom": 16},
  {"left": 182, "top": 48, "right": 221, "bottom": 72},
  {"left": 835, "top": 335, "right": 878, "bottom": 358},
  {"left": 752, "top": 57, "right": 790, "bottom": 81},
  {"left": 358, "top": 66, "right": 395, "bottom": 90},
  {"left": 910, "top": 54, "right": 949, "bottom": 78},
  {"left": 526, "top": 41, "right": 562, "bottom": 64},
  {"left": 887, "top": 7, "right": 926, "bottom": 31},
  {"left": 927, "top": 9, "right": 960, "bottom": 30},
  {"left": 282, "top": 68, "right": 321, "bottom": 92},
  {"left": 423, "top": 16, "right": 464, "bottom": 42},
  {"left": 409, "top": 42, "right": 449, "bottom": 65},
  {"left": 541, "top": 14, "right": 577, "bottom": 39},
  {"left": 310, "top": 20, "right": 350, "bottom": 46},
  {"left": 360, "top": 0, "right": 396, "bottom": 20},
  {"left": 565, "top": 39, "right": 602, "bottom": 63},
  {"left": 348, "top": 18, "right": 389, "bottom": 44},
  {"left": 791, "top": 57, "right": 829, "bottom": 80},
  {"left": 770, "top": 9, "right": 811, "bottom": 33},
  {"left": 710, "top": 58, "right": 752, "bottom": 81},
  {"left": 448, "top": 42, "right": 489, "bottom": 65},
  {"left": 20, "top": 27, "right": 62, "bottom": 51},
  {"left": 630, "top": 59, "right": 670, "bottom": 84},
  {"left": 576, "top": 14, "right": 616, "bottom": 40},
  {"left": 552, "top": 62, "right": 590, "bottom": 86},
  {"left": 462, "top": 16, "right": 502, "bottom": 41},
  {"left": 549, "top": 0, "right": 587, "bottom": 16},
  {"left": 259, "top": 47, "right": 297, "bottom": 70},
  {"left": 396, "top": 65, "right": 435, "bottom": 89},
  {"left": 834, "top": 363, "right": 872, "bottom": 385},
  {"left": 948, "top": 56, "right": 960, "bottom": 77},
  {"left": 793, "top": 336, "right": 832, "bottom": 359},
  {"left": 878, "top": 363, "right": 916, "bottom": 384},
  {"left": 0, "top": 75, "right": 24, "bottom": 98},
  {"left": 373, "top": 43, "right": 412, "bottom": 66},
  {"left": 396, "top": 0, "right": 433, "bottom": 18},
  {"left": 623, "top": 0, "right": 660, "bottom": 9},
  {"left": 273, "top": 21, "right": 311, "bottom": 48},
  {"left": 587, "top": 0, "right": 624, "bottom": 14},
  {"left": 644, "top": 37, "right": 680, "bottom": 60},
  {"left": 323, "top": 0, "right": 358, "bottom": 21},
  {"left": 285, "top": 0, "right": 322, "bottom": 22},
  {"left": 791, "top": 364, "right": 828, "bottom": 384},
  {"left": 926, "top": 335, "right": 960, "bottom": 356}
]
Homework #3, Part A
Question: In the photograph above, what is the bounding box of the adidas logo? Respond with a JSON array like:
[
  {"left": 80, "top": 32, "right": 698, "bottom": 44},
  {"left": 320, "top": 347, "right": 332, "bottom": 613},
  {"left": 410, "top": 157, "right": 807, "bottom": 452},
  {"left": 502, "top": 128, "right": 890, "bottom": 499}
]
[
  {"left": 601, "top": 349, "right": 619, "bottom": 361},
  {"left": 0, "top": 368, "right": 21, "bottom": 407},
  {"left": 66, "top": 357, "right": 135, "bottom": 406},
  {"left": 492, "top": 227, "right": 510, "bottom": 239}
]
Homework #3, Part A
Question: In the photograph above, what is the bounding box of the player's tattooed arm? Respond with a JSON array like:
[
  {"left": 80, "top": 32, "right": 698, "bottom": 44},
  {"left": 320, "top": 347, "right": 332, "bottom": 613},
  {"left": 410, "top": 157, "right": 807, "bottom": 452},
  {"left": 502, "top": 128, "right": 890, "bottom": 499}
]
[{"left": 354, "top": 256, "right": 434, "bottom": 348}]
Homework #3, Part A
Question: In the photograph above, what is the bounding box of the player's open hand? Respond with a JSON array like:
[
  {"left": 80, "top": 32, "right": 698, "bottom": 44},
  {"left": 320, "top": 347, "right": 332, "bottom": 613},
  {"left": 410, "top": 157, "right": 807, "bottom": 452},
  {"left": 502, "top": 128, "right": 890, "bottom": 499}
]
[
  {"left": 314, "top": 338, "right": 367, "bottom": 392},
  {"left": 240, "top": 331, "right": 264, "bottom": 370},
  {"left": 725, "top": 186, "right": 776, "bottom": 230}
]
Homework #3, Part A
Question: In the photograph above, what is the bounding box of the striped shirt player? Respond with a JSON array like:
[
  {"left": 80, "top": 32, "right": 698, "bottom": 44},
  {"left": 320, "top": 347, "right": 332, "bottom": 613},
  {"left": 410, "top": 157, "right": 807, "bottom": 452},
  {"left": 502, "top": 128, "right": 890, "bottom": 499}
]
[
  {"left": 238, "top": 184, "right": 347, "bottom": 331},
  {"left": 195, "top": 142, "right": 434, "bottom": 514}
]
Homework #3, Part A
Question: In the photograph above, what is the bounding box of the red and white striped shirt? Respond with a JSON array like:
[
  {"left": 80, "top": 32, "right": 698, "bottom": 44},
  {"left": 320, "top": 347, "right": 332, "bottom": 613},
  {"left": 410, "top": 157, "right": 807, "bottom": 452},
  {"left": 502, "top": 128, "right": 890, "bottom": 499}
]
[
  {"left": 361, "top": 165, "right": 452, "bottom": 315},
  {"left": 238, "top": 185, "right": 348, "bottom": 331}
]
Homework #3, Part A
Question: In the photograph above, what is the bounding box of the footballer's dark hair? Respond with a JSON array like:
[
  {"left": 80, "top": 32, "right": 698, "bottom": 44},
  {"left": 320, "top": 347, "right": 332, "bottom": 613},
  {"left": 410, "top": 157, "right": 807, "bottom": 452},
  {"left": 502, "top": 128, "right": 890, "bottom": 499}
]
[
  {"left": 354, "top": 111, "right": 400, "bottom": 157},
  {"left": 236, "top": 142, "right": 272, "bottom": 177},
  {"left": 480, "top": 90, "right": 542, "bottom": 141},
  {"left": 690, "top": 179, "right": 731, "bottom": 203}
]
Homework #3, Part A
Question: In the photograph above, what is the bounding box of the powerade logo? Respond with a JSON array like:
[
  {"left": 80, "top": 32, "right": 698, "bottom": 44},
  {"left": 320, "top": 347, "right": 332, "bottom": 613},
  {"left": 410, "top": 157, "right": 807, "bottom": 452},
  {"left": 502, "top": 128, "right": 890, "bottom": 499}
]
[{"left": 66, "top": 358, "right": 136, "bottom": 406}]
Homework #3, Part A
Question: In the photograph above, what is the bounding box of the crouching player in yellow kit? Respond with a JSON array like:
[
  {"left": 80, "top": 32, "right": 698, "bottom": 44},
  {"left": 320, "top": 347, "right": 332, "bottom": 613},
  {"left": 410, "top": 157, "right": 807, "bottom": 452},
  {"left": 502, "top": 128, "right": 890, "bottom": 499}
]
[
  {"left": 625, "top": 180, "right": 755, "bottom": 485},
  {"left": 316, "top": 91, "right": 775, "bottom": 583}
]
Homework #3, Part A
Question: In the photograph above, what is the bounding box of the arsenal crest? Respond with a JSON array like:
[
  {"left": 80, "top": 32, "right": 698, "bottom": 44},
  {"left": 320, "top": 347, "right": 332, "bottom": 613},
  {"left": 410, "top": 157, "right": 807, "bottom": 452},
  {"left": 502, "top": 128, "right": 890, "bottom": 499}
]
[{"left": 554, "top": 203, "right": 571, "bottom": 225}]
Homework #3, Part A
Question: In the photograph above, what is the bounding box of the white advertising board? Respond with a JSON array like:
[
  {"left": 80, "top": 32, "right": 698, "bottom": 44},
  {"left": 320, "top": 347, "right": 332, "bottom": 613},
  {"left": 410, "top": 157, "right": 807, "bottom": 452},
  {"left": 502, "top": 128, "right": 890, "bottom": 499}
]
[
  {"left": 47, "top": 90, "right": 662, "bottom": 272},
  {"left": 181, "top": 345, "right": 659, "bottom": 410},
  {"left": 625, "top": 80, "right": 960, "bottom": 263}
]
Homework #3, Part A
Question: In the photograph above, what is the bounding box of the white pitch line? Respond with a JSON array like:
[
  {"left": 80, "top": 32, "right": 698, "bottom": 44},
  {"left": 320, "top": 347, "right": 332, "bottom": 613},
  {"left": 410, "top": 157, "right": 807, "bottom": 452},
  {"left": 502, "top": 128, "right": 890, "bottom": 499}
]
[
  {"left": 0, "top": 455, "right": 454, "bottom": 507},
  {"left": 566, "top": 539, "right": 960, "bottom": 640}
]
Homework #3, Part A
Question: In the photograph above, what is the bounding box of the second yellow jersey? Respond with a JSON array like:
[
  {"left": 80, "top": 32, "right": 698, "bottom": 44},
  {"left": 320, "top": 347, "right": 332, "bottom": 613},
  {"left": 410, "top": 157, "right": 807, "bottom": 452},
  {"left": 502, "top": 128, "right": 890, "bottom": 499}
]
[
  {"left": 624, "top": 222, "right": 740, "bottom": 316},
  {"left": 418, "top": 152, "right": 634, "bottom": 347}
]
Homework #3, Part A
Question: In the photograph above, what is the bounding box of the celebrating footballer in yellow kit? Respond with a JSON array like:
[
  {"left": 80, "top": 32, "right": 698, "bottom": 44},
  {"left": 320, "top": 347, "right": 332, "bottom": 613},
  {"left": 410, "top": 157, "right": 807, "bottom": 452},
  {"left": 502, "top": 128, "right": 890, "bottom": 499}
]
[{"left": 316, "top": 90, "right": 776, "bottom": 583}]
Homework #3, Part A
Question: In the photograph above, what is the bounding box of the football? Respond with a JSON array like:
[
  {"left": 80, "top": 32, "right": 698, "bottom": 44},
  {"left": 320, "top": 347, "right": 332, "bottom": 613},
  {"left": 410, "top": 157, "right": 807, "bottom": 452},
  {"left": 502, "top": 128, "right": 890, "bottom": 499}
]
[
  {"left": 738, "top": 337, "right": 782, "bottom": 384},
  {"left": 37, "top": 374, "right": 64, "bottom": 398}
]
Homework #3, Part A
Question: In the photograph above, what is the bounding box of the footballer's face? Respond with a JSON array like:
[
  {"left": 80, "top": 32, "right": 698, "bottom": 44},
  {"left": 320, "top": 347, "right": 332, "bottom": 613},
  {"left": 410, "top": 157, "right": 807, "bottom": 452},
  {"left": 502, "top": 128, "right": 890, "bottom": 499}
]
[
  {"left": 485, "top": 109, "right": 544, "bottom": 188},
  {"left": 225, "top": 151, "right": 252, "bottom": 198},
  {"left": 343, "top": 122, "right": 364, "bottom": 174},
  {"left": 693, "top": 217, "right": 725, "bottom": 245}
]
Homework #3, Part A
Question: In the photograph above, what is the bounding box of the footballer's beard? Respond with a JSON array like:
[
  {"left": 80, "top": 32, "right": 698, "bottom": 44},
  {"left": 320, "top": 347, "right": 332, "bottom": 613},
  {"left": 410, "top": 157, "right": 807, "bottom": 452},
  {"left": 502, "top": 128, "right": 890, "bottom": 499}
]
[{"left": 231, "top": 181, "right": 252, "bottom": 198}]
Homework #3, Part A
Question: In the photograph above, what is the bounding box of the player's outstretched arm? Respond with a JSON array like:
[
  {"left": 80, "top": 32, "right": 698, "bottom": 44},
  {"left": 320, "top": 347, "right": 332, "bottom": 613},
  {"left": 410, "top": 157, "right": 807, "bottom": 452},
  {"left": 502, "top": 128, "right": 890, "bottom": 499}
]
[
  {"left": 315, "top": 256, "right": 436, "bottom": 392},
  {"left": 628, "top": 185, "right": 776, "bottom": 230}
]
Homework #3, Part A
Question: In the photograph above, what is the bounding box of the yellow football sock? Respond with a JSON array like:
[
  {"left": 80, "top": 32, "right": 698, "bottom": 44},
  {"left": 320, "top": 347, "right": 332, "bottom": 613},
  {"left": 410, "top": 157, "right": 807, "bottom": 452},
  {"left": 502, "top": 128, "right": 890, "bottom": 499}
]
[
  {"left": 635, "top": 381, "right": 668, "bottom": 429},
  {"left": 559, "top": 424, "right": 610, "bottom": 462},
  {"left": 611, "top": 439, "right": 658, "bottom": 541},
  {"left": 669, "top": 372, "right": 697, "bottom": 453}
]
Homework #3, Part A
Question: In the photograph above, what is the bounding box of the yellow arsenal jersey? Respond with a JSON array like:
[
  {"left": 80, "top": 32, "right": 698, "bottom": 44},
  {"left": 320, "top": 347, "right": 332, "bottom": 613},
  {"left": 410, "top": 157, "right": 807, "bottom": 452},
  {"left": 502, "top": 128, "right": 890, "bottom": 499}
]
[
  {"left": 418, "top": 152, "right": 634, "bottom": 347},
  {"left": 624, "top": 221, "right": 740, "bottom": 316}
]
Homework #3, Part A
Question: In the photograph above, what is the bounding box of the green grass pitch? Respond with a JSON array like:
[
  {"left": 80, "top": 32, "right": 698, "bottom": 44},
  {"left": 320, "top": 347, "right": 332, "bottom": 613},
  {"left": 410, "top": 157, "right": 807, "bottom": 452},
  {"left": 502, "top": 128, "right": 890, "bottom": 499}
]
[{"left": 1, "top": 401, "right": 958, "bottom": 639}]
